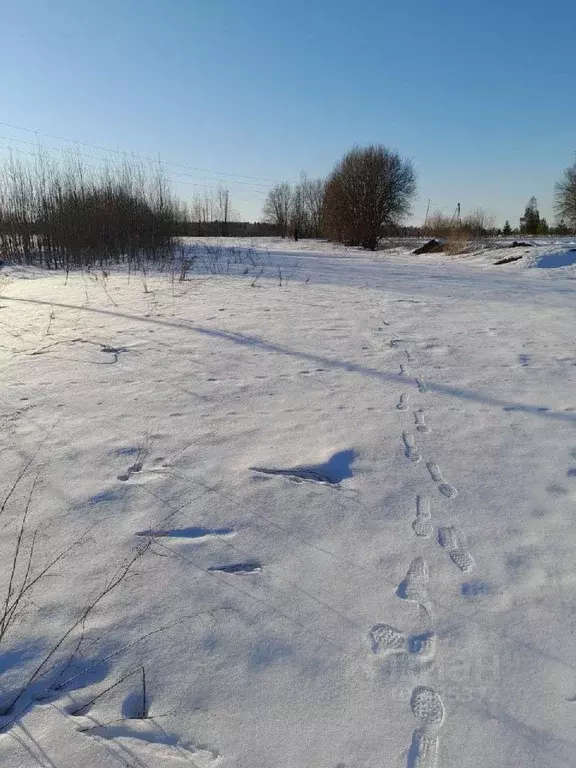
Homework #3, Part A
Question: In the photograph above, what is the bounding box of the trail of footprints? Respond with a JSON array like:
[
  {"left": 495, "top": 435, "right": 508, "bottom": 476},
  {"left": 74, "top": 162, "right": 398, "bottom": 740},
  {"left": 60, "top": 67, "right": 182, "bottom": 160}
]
[
  {"left": 117, "top": 334, "right": 478, "bottom": 767},
  {"left": 370, "top": 343, "right": 477, "bottom": 766}
]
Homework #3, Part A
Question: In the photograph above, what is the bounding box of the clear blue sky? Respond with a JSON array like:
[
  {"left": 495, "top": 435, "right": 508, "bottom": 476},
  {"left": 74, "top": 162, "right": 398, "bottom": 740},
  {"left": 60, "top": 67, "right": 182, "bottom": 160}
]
[{"left": 2, "top": 0, "right": 574, "bottom": 226}]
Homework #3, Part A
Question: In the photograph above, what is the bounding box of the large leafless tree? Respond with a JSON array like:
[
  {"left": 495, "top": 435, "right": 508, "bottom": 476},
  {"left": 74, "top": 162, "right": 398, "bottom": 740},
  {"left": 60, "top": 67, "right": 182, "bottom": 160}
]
[
  {"left": 300, "top": 174, "right": 325, "bottom": 238},
  {"left": 217, "top": 185, "right": 230, "bottom": 236},
  {"left": 554, "top": 160, "right": 576, "bottom": 231},
  {"left": 323, "top": 145, "right": 416, "bottom": 250},
  {"left": 262, "top": 182, "right": 291, "bottom": 237},
  {"left": 289, "top": 182, "right": 307, "bottom": 241}
]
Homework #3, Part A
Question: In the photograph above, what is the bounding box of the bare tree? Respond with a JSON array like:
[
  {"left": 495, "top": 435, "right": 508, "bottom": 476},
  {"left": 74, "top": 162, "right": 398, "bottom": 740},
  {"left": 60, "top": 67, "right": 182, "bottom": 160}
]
[
  {"left": 262, "top": 183, "right": 291, "bottom": 238},
  {"left": 289, "top": 182, "right": 307, "bottom": 241},
  {"left": 554, "top": 160, "right": 576, "bottom": 231},
  {"left": 300, "top": 174, "right": 325, "bottom": 238},
  {"left": 202, "top": 191, "right": 214, "bottom": 228},
  {"left": 191, "top": 192, "right": 208, "bottom": 236},
  {"left": 217, "top": 185, "right": 230, "bottom": 236},
  {"left": 322, "top": 145, "right": 417, "bottom": 250}
]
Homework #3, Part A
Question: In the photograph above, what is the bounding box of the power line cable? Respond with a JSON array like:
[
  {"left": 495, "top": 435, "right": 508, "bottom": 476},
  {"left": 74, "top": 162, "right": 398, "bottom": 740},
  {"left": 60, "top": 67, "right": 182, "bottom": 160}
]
[
  {"left": 0, "top": 119, "right": 279, "bottom": 185},
  {"left": 0, "top": 134, "right": 270, "bottom": 194},
  {"left": 0, "top": 144, "right": 265, "bottom": 204}
]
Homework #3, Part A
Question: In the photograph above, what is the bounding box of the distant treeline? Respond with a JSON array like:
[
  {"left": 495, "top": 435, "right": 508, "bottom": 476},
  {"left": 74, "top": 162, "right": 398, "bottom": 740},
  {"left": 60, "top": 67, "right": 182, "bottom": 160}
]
[
  {"left": 178, "top": 220, "right": 279, "bottom": 238},
  {"left": 1, "top": 142, "right": 575, "bottom": 270}
]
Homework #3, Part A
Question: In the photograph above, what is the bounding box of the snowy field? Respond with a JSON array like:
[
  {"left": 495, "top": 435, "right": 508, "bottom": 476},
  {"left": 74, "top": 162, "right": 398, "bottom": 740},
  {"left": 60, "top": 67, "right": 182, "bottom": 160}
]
[{"left": 1, "top": 238, "right": 576, "bottom": 767}]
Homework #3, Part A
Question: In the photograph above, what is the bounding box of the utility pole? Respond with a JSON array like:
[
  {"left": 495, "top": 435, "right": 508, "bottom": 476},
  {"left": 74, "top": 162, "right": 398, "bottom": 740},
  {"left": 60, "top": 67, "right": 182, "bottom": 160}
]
[
  {"left": 450, "top": 202, "right": 461, "bottom": 228},
  {"left": 424, "top": 199, "right": 431, "bottom": 229}
]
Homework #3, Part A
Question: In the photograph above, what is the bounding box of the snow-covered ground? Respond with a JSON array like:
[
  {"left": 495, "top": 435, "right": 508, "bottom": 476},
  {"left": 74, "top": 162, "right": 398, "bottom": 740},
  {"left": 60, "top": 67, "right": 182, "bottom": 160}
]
[{"left": 1, "top": 239, "right": 576, "bottom": 767}]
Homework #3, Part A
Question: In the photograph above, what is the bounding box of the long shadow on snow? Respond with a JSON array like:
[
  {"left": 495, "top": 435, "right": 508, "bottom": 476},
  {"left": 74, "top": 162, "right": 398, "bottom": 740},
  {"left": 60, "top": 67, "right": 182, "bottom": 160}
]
[
  {"left": 135, "top": 526, "right": 234, "bottom": 538},
  {"left": 250, "top": 449, "right": 356, "bottom": 485},
  {"left": 5, "top": 297, "right": 575, "bottom": 424}
]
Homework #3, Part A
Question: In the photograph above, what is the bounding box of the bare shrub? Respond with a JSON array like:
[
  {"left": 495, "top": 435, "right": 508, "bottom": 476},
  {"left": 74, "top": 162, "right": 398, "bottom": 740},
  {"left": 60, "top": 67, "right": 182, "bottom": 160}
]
[
  {"left": 444, "top": 229, "right": 471, "bottom": 255},
  {"left": 0, "top": 150, "right": 184, "bottom": 270},
  {"left": 422, "top": 212, "right": 454, "bottom": 238},
  {"left": 462, "top": 208, "right": 495, "bottom": 236},
  {"left": 423, "top": 207, "right": 494, "bottom": 254}
]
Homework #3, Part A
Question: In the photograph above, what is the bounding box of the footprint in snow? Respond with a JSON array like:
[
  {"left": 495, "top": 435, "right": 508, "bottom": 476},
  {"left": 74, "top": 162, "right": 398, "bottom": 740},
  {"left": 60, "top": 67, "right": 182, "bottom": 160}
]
[
  {"left": 403, "top": 432, "right": 421, "bottom": 463},
  {"left": 397, "top": 393, "right": 410, "bottom": 411},
  {"left": 407, "top": 687, "right": 445, "bottom": 768},
  {"left": 369, "top": 623, "right": 436, "bottom": 660},
  {"left": 411, "top": 686, "right": 445, "bottom": 727},
  {"left": 414, "top": 409, "right": 431, "bottom": 434},
  {"left": 412, "top": 495, "right": 432, "bottom": 538},
  {"left": 426, "top": 462, "right": 458, "bottom": 498},
  {"left": 438, "top": 527, "right": 475, "bottom": 573},
  {"left": 396, "top": 557, "right": 432, "bottom": 619},
  {"left": 547, "top": 482, "right": 568, "bottom": 497}
]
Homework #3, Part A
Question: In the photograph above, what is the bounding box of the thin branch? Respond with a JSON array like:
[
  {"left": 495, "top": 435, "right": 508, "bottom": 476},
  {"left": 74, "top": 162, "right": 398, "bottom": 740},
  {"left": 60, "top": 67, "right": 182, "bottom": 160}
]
[
  {"left": 0, "top": 425, "right": 56, "bottom": 521},
  {"left": 0, "top": 473, "right": 40, "bottom": 640},
  {"left": 0, "top": 544, "right": 149, "bottom": 720},
  {"left": 68, "top": 667, "right": 142, "bottom": 716}
]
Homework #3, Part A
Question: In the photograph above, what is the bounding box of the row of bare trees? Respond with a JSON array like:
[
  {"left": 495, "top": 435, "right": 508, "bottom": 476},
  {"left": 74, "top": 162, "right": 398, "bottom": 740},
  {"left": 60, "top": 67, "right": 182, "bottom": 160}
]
[
  {"left": 262, "top": 174, "right": 325, "bottom": 240},
  {"left": 263, "top": 146, "right": 417, "bottom": 250},
  {"left": 264, "top": 146, "right": 576, "bottom": 249},
  {"left": 189, "top": 186, "right": 235, "bottom": 236}
]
